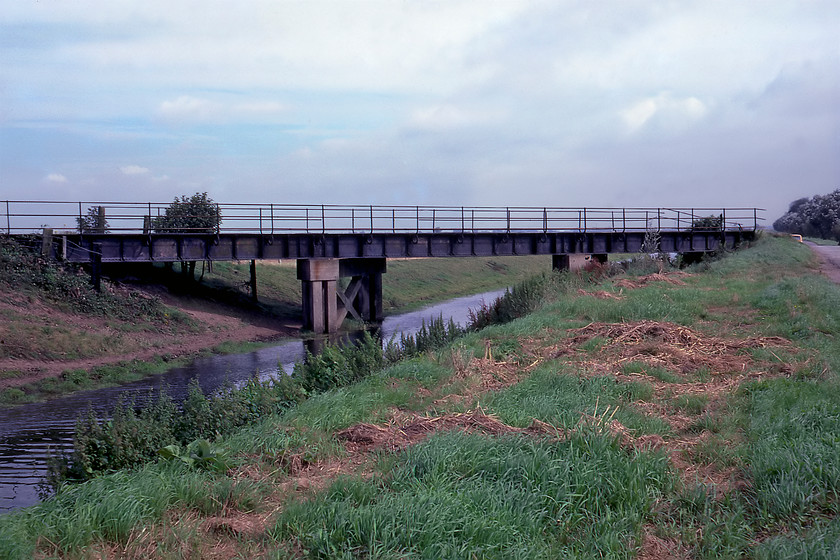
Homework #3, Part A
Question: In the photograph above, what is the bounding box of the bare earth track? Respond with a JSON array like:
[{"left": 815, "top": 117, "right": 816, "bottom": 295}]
[
  {"left": 806, "top": 240, "right": 840, "bottom": 284},
  {"left": 0, "top": 289, "right": 298, "bottom": 390}
]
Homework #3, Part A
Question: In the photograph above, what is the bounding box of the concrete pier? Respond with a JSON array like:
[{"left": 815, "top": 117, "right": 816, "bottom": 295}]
[{"left": 297, "top": 258, "right": 386, "bottom": 333}]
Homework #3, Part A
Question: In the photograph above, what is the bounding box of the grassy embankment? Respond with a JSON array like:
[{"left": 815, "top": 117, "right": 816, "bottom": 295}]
[
  {"left": 0, "top": 235, "right": 549, "bottom": 404},
  {"left": 1, "top": 233, "right": 838, "bottom": 558}
]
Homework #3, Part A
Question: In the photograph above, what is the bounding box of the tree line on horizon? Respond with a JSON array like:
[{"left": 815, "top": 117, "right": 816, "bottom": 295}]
[{"left": 773, "top": 188, "right": 840, "bottom": 242}]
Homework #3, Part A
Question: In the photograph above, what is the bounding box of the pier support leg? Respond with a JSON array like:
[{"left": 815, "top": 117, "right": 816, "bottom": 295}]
[
  {"left": 552, "top": 254, "right": 571, "bottom": 271},
  {"left": 298, "top": 259, "right": 340, "bottom": 334},
  {"left": 298, "top": 258, "right": 386, "bottom": 333},
  {"left": 341, "top": 258, "right": 385, "bottom": 324}
]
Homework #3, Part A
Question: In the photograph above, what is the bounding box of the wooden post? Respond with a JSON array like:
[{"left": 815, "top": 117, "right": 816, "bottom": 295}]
[
  {"left": 90, "top": 242, "right": 102, "bottom": 292},
  {"left": 249, "top": 259, "right": 258, "bottom": 303},
  {"left": 41, "top": 228, "right": 53, "bottom": 258}
]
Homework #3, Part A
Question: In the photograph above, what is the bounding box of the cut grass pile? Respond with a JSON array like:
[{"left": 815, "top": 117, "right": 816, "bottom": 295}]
[{"left": 1, "top": 234, "right": 839, "bottom": 559}]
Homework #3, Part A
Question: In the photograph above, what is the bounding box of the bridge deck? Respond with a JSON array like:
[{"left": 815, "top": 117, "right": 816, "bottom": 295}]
[{"left": 55, "top": 229, "right": 751, "bottom": 263}]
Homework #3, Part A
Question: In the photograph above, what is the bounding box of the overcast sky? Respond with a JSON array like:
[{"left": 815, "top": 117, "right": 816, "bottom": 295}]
[{"left": 1, "top": 0, "right": 838, "bottom": 223}]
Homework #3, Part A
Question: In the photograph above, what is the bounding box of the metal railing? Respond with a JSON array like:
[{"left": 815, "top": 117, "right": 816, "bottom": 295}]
[{"left": 2, "top": 201, "right": 763, "bottom": 236}]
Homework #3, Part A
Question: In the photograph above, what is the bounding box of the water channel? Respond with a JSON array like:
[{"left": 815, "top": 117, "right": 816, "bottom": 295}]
[{"left": 0, "top": 288, "right": 505, "bottom": 513}]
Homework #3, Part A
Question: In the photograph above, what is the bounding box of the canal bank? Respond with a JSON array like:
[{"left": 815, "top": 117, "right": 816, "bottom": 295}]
[{"left": 0, "top": 288, "right": 505, "bottom": 512}]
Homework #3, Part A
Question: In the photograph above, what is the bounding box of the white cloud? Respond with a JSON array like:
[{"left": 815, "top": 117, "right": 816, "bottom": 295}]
[
  {"left": 45, "top": 173, "right": 68, "bottom": 183},
  {"left": 233, "top": 101, "right": 288, "bottom": 116},
  {"left": 156, "top": 96, "right": 288, "bottom": 124},
  {"left": 157, "top": 96, "right": 222, "bottom": 123},
  {"left": 408, "top": 104, "right": 502, "bottom": 131},
  {"left": 621, "top": 93, "right": 708, "bottom": 133},
  {"left": 120, "top": 165, "right": 150, "bottom": 175},
  {"left": 3, "top": 0, "right": 838, "bottom": 225}
]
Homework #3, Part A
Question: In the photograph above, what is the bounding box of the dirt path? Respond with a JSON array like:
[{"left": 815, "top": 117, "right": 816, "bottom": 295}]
[{"left": 807, "top": 241, "right": 840, "bottom": 283}]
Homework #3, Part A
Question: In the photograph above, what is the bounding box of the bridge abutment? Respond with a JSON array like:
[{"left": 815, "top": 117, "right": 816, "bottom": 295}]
[
  {"left": 552, "top": 254, "right": 608, "bottom": 271},
  {"left": 297, "top": 258, "right": 386, "bottom": 333}
]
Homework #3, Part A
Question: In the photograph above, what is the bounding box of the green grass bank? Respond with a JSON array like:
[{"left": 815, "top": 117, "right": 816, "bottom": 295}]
[{"left": 1, "top": 234, "right": 839, "bottom": 559}]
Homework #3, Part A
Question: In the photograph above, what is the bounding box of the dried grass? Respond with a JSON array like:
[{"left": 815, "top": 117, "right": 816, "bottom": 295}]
[
  {"left": 636, "top": 525, "right": 690, "bottom": 560},
  {"left": 564, "top": 320, "right": 792, "bottom": 377},
  {"left": 613, "top": 271, "right": 691, "bottom": 289},
  {"left": 336, "top": 407, "right": 559, "bottom": 453},
  {"left": 576, "top": 288, "right": 625, "bottom": 300}
]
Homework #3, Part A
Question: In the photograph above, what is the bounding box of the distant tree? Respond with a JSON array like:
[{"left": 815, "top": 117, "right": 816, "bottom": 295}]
[
  {"left": 152, "top": 192, "right": 221, "bottom": 234},
  {"left": 77, "top": 206, "right": 109, "bottom": 234},
  {"left": 788, "top": 197, "right": 809, "bottom": 214},
  {"left": 774, "top": 189, "right": 840, "bottom": 241}
]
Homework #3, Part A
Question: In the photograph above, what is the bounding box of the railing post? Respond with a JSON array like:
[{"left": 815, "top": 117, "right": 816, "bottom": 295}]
[
  {"left": 393, "top": 208, "right": 396, "bottom": 233},
  {"left": 583, "top": 208, "right": 587, "bottom": 232},
  {"left": 657, "top": 208, "right": 661, "bottom": 231},
  {"left": 5, "top": 201, "right": 10, "bottom": 235},
  {"left": 416, "top": 206, "right": 419, "bottom": 234},
  {"left": 543, "top": 207, "right": 547, "bottom": 233},
  {"left": 461, "top": 206, "right": 465, "bottom": 233},
  {"left": 722, "top": 208, "right": 726, "bottom": 231},
  {"left": 369, "top": 205, "right": 374, "bottom": 233},
  {"left": 259, "top": 207, "right": 263, "bottom": 235},
  {"left": 270, "top": 203, "right": 275, "bottom": 235},
  {"left": 78, "top": 202, "right": 83, "bottom": 234},
  {"left": 306, "top": 208, "right": 310, "bottom": 233},
  {"left": 352, "top": 208, "right": 355, "bottom": 233},
  {"left": 321, "top": 204, "right": 325, "bottom": 235},
  {"left": 432, "top": 209, "right": 436, "bottom": 231},
  {"left": 506, "top": 208, "right": 510, "bottom": 233}
]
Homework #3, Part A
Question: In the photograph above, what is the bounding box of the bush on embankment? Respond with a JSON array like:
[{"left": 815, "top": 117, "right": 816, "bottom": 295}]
[{"left": 0, "top": 236, "right": 179, "bottom": 322}]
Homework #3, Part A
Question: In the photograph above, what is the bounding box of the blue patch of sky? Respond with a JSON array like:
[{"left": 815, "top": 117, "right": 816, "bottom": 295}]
[{"left": 0, "top": 22, "right": 151, "bottom": 50}]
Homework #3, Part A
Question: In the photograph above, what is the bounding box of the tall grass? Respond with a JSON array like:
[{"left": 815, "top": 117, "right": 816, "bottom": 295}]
[
  {"left": 272, "top": 430, "right": 672, "bottom": 559},
  {"left": 0, "top": 460, "right": 268, "bottom": 559},
  {"left": 738, "top": 377, "right": 840, "bottom": 521}
]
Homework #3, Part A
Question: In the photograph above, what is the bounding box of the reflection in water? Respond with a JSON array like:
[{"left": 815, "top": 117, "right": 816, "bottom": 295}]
[{"left": 0, "top": 289, "right": 505, "bottom": 513}]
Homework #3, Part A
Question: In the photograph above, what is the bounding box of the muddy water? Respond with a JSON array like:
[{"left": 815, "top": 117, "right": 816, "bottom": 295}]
[{"left": 0, "top": 289, "right": 505, "bottom": 513}]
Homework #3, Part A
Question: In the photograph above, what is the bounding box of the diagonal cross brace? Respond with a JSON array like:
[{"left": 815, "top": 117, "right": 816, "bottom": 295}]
[{"left": 336, "top": 276, "right": 364, "bottom": 323}]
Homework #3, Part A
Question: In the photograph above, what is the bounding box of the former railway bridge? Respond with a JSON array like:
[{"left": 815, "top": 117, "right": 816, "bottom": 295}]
[{"left": 3, "top": 202, "right": 762, "bottom": 333}]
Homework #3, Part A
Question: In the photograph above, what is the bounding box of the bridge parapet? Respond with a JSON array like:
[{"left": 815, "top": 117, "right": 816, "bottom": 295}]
[{"left": 3, "top": 201, "right": 762, "bottom": 236}]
